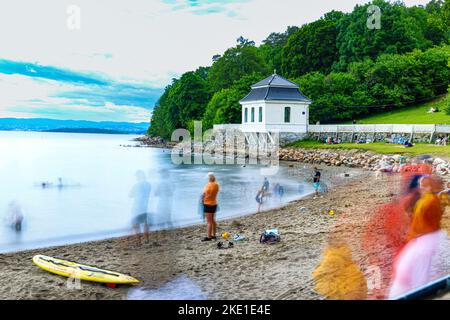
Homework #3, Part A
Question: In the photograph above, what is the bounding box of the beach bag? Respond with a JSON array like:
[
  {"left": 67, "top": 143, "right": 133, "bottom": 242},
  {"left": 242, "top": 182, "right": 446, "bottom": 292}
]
[{"left": 259, "top": 229, "right": 280, "bottom": 244}]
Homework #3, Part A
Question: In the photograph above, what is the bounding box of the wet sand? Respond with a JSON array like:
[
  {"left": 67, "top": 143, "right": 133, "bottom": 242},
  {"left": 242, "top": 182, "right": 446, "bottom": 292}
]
[{"left": 0, "top": 165, "right": 449, "bottom": 300}]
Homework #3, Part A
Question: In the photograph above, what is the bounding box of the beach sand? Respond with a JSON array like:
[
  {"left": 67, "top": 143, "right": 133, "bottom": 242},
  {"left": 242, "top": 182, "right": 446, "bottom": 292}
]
[{"left": 0, "top": 166, "right": 449, "bottom": 300}]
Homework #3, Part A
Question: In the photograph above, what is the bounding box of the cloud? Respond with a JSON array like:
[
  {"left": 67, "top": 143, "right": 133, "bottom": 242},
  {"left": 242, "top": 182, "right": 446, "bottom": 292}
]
[
  {"left": 0, "top": 59, "right": 107, "bottom": 86},
  {"left": 162, "top": 0, "right": 249, "bottom": 16},
  {"left": 0, "top": 61, "right": 163, "bottom": 122}
]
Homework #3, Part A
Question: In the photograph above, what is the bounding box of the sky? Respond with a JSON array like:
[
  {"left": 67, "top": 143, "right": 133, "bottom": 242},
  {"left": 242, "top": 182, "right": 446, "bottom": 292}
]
[{"left": 0, "top": 0, "right": 430, "bottom": 122}]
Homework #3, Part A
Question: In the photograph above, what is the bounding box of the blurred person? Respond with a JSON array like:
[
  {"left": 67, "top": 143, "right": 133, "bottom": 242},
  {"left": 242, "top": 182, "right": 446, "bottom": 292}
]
[
  {"left": 362, "top": 171, "right": 424, "bottom": 299},
  {"left": 274, "top": 183, "right": 284, "bottom": 201},
  {"left": 41, "top": 181, "right": 51, "bottom": 189},
  {"left": 435, "top": 137, "right": 442, "bottom": 146},
  {"left": 57, "top": 177, "right": 64, "bottom": 189},
  {"left": 313, "top": 167, "right": 321, "bottom": 198},
  {"left": 129, "top": 170, "right": 151, "bottom": 245},
  {"left": 154, "top": 169, "right": 174, "bottom": 229},
  {"left": 7, "top": 201, "right": 24, "bottom": 232},
  {"left": 407, "top": 175, "right": 443, "bottom": 241},
  {"left": 388, "top": 175, "right": 449, "bottom": 298},
  {"left": 201, "top": 172, "right": 220, "bottom": 242},
  {"left": 312, "top": 245, "right": 368, "bottom": 300},
  {"left": 262, "top": 177, "right": 270, "bottom": 192},
  {"left": 255, "top": 188, "right": 265, "bottom": 213}
]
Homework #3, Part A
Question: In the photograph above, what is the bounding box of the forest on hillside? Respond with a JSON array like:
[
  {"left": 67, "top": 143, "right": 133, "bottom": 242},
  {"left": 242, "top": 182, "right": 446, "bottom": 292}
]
[{"left": 149, "top": 0, "right": 450, "bottom": 139}]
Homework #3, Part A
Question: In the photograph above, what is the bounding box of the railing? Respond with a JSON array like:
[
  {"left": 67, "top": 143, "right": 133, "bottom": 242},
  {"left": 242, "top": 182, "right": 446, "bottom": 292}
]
[
  {"left": 308, "top": 124, "right": 444, "bottom": 134},
  {"left": 214, "top": 124, "right": 450, "bottom": 135},
  {"left": 214, "top": 124, "right": 308, "bottom": 133}
]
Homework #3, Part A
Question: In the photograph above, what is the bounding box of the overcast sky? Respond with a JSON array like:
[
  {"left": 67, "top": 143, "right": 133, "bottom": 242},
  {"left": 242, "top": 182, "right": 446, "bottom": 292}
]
[{"left": 0, "top": 0, "right": 430, "bottom": 122}]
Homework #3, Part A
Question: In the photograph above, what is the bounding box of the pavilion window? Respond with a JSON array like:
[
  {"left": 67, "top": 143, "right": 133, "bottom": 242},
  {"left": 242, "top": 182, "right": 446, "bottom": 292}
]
[
  {"left": 259, "top": 107, "right": 263, "bottom": 122},
  {"left": 244, "top": 108, "right": 248, "bottom": 123},
  {"left": 251, "top": 107, "right": 255, "bottom": 122},
  {"left": 284, "top": 107, "right": 291, "bottom": 123}
]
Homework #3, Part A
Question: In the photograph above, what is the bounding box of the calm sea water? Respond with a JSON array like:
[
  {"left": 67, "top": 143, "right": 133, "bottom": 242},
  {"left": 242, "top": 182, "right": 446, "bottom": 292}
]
[{"left": 0, "top": 131, "right": 313, "bottom": 253}]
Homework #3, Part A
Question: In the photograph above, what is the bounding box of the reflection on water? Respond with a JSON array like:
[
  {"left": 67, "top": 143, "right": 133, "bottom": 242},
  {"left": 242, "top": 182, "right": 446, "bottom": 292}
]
[
  {"left": 0, "top": 131, "right": 314, "bottom": 253},
  {"left": 127, "top": 274, "right": 206, "bottom": 300}
]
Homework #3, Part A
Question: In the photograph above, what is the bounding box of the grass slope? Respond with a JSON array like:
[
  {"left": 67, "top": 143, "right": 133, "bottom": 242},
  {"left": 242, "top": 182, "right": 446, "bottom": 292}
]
[{"left": 351, "top": 94, "right": 449, "bottom": 124}]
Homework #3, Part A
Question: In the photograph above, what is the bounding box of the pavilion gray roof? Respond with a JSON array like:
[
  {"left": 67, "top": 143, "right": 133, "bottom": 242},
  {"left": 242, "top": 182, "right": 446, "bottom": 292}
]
[
  {"left": 240, "top": 74, "right": 311, "bottom": 103},
  {"left": 251, "top": 74, "right": 300, "bottom": 88}
]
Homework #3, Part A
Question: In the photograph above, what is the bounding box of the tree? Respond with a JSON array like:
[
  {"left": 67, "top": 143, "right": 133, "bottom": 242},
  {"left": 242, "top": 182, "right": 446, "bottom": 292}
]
[
  {"left": 149, "top": 70, "right": 211, "bottom": 138},
  {"left": 202, "top": 73, "right": 263, "bottom": 129},
  {"left": 207, "top": 45, "right": 269, "bottom": 92},
  {"left": 334, "top": 0, "right": 435, "bottom": 70},
  {"left": 296, "top": 71, "right": 373, "bottom": 123},
  {"left": 148, "top": 82, "right": 178, "bottom": 138},
  {"left": 259, "top": 26, "right": 300, "bottom": 73},
  {"left": 281, "top": 18, "right": 339, "bottom": 78},
  {"left": 236, "top": 36, "right": 255, "bottom": 47}
]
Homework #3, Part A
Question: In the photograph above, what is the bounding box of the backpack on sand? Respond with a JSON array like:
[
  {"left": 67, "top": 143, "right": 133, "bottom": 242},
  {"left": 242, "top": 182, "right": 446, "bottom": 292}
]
[{"left": 259, "top": 230, "right": 280, "bottom": 244}]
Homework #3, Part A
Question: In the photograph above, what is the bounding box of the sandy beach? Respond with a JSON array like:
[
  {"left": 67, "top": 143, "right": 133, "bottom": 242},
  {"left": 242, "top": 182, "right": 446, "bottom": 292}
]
[{"left": 0, "top": 163, "right": 449, "bottom": 300}]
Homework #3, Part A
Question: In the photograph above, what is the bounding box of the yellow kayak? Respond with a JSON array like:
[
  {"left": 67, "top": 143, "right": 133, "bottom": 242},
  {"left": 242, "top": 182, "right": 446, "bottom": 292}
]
[{"left": 32, "top": 255, "right": 139, "bottom": 285}]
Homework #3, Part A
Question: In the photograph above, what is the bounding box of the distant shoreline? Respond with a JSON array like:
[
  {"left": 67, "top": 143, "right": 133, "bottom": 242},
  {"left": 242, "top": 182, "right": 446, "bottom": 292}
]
[
  {"left": 0, "top": 129, "right": 145, "bottom": 135},
  {"left": 0, "top": 118, "right": 149, "bottom": 135}
]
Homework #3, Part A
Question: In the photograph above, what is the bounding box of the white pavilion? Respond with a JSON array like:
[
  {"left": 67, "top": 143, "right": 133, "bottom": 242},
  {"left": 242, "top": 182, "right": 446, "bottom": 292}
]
[{"left": 214, "top": 73, "right": 312, "bottom": 145}]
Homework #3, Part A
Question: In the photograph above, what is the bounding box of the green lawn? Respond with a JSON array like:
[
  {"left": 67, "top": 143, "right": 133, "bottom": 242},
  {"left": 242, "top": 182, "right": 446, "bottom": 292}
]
[
  {"left": 351, "top": 94, "right": 450, "bottom": 124},
  {"left": 288, "top": 140, "right": 450, "bottom": 158}
]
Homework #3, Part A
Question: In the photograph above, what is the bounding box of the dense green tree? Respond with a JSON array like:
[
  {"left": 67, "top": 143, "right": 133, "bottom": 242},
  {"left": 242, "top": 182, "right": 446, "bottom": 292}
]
[
  {"left": 297, "top": 45, "right": 450, "bottom": 123},
  {"left": 296, "top": 71, "right": 373, "bottom": 123},
  {"left": 334, "top": 0, "right": 438, "bottom": 70},
  {"left": 259, "top": 26, "right": 299, "bottom": 74},
  {"left": 148, "top": 82, "right": 177, "bottom": 138},
  {"left": 281, "top": 18, "right": 339, "bottom": 78},
  {"left": 202, "top": 89, "right": 241, "bottom": 130},
  {"left": 149, "top": 70, "right": 210, "bottom": 138},
  {"left": 202, "top": 74, "right": 263, "bottom": 129},
  {"left": 207, "top": 41, "right": 269, "bottom": 92}
]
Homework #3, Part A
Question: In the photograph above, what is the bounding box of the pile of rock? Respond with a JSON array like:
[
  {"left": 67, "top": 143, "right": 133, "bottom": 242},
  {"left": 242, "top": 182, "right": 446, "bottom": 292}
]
[
  {"left": 279, "top": 148, "right": 450, "bottom": 175},
  {"left": 433, "top": 158, "right": 450, "bottom": 175},
  {"left": 134, "top": 136, "right": 176, "bottom": 148},
  {"left": 279, "top": 148, "right": 390, "bottom": 170}
]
